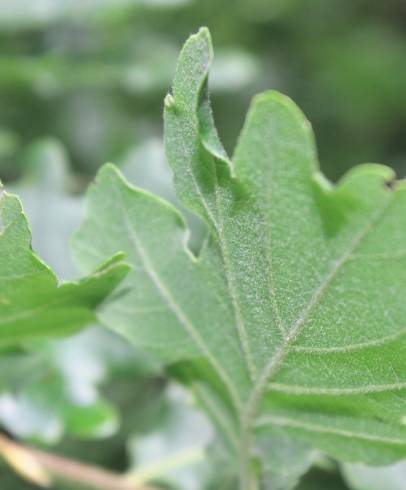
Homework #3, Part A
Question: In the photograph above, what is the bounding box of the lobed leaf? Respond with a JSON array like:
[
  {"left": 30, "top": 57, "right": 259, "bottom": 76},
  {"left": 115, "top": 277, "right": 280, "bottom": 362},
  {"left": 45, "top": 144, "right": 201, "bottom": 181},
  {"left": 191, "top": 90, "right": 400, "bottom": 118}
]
[{"left": 72, "top": 27, "right": 406, "bottom": 482}]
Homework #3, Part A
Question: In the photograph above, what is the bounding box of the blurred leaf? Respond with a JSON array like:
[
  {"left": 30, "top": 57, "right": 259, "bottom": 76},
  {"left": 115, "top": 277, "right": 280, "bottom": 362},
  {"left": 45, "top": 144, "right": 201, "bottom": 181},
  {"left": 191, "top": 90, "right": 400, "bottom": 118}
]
[
  {"left": 296, "top": 466, "right": 349, "bottom": 490},
  {"left": 1, "top": 162, "right": 130, "bottom": 441},
  {"left": 128, "top": 385, "right": 213, "bottom": 489},
  {"left": 311, "top": 25, "right": 406, "bottom": 125},
  {"left": 0, "top": 326, "right": 154, "bottom": 443},
  {"left": 342, "top": 461, "right": 406, "bottom": 490},
  {"left": 0, "top": 0, "right": 190, "bottom": 29},
  {"left": 0, "top": 129, "right": 20, "bottom": 160},
  {"left": 2, "top": 137, "right": 161, "bottom": 445},
  {"left": 209, "top": 49, "right": 260, "bottom": 92},
  {"left": 237, "top": 0, "right": 300, "bottom": 21}
]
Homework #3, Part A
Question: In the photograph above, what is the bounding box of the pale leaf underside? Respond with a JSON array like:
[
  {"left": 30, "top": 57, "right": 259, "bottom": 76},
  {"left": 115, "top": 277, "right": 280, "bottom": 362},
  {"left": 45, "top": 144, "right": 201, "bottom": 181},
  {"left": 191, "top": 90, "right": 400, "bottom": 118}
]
[{"left": 72, "top": 28, "right": 406, "bottom": 467}]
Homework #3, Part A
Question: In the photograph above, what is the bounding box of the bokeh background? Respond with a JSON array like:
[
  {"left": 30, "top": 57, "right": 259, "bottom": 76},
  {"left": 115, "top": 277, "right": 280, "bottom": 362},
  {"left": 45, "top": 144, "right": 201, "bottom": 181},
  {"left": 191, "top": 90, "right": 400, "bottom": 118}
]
[{"left": 0, "top": 0, "right": 405, "bottom": 488}]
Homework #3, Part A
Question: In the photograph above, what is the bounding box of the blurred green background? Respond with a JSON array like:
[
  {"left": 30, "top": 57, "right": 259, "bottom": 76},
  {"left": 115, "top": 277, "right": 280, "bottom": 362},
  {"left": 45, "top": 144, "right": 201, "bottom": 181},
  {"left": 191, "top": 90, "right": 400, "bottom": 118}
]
[
  {"left": 1, "top": 0, "right": 406, "bottom": 186},
  {"left": 0, "top": 0, "right": 405, "bottom": 488}
]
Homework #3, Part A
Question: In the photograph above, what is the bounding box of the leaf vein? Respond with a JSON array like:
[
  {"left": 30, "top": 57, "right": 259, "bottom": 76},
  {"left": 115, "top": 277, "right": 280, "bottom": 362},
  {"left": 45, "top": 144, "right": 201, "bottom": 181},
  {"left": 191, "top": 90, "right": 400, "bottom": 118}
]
[
  {"left": 243, "top": 194, "right": 394, "bottom": 426},
  {"left": 256, "top": 414, "right": 406, "bottom": 445},
  {"left": 114, "top": 182, "right": 242, "bottom": 413}
]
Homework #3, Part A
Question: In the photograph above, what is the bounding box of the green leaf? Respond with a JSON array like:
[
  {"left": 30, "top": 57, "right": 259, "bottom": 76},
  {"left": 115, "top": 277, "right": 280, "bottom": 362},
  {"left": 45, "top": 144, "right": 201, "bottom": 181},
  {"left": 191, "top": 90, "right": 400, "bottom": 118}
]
[
  {"left": 128, "top": 385, "right": 213, "bottom": 489},
  {"left": 256, "top": 431, "right": 316, "bottom": 490},
  {"left": 72, "top": 27, "right": 406, "bottom": 485},
  {"left": 0, "top": 187, "right": 129, "bottom": 345},
  {"left": 0, "top": 326, "right": 145, "bottom": 443},
  {"left": 10, "top": 138, "right": 83, "bottom": 279},
  {"left": 119, "top": 137, "right": 206, "bottom": 253}
]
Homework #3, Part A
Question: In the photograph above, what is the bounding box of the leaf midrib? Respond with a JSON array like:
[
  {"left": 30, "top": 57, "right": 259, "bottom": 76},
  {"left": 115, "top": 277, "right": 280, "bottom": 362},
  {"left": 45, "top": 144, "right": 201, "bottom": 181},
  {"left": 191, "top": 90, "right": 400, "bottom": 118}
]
[
  {"left": 113, "top": 180, "right": 243, "bottom": 413},
  {"left": 244, "top": 191, "right": 394, "bottom": 424},
  {"left": 110, "top": 163, "right": 395, "bottom": 448},
  {"left": 182, "top": 125, "right": 257, "bottom": 382}
]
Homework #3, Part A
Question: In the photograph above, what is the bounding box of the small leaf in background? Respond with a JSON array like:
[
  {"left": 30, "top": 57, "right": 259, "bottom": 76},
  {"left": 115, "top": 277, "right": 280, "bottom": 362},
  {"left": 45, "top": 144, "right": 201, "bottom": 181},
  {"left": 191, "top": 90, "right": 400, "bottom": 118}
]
[
  {"left": 0, "top": 185, "right": 128, "bottom": 345},
  {"left": 0, "top": 0, "right": 191, "bottom": 29},
  {"left": 0, "top": 326, "right": 155, "bottom": 443},
  {"left": 210, "top": 49, "right": 260, "bottom": 92},
  {"left": 128, "top": 385, "right": 213, "bottom": 489}
]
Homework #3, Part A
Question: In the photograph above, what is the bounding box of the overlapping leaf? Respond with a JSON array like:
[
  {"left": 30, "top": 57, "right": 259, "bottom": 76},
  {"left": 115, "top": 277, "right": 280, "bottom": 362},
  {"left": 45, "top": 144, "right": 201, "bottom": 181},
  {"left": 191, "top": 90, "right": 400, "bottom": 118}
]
[
  {"left": 72, "top": 27, "right": 406, "bottom": 484},
  {"left": 0, "top": 185, "right": 128, "bottom": 345}
]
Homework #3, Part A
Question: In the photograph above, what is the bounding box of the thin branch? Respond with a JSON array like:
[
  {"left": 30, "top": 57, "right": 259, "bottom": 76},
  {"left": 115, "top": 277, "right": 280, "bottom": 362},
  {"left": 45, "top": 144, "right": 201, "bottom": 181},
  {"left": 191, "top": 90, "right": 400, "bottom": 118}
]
[{"left": 0, "top": 434, "right": 158, "bottom": 490}]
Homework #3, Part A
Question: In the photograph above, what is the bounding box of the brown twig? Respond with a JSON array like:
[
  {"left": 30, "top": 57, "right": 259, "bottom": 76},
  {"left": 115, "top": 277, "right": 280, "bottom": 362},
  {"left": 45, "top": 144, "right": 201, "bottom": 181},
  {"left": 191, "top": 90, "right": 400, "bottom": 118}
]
[{"left": 0, "top": 434, "right": 158, "bottom": 490}]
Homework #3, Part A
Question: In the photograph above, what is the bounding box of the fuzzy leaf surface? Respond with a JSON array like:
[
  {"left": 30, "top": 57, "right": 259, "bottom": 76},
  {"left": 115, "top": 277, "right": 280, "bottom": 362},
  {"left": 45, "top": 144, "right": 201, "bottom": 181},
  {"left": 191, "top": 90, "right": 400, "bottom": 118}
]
[{"left": 72, "top": 28, "right": 406, "bottom": 467}]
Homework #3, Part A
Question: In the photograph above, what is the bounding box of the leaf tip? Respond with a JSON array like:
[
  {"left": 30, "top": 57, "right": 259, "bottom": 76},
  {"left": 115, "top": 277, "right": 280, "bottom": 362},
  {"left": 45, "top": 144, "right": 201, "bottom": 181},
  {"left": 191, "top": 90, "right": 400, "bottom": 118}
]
[
  {"left": 170, "top": 26, "right": 214, "bottom": 104},
  {"left": 96, "top": 162, "right": 127, "bottom": 189},
  {"left": 252, "top": 90, "right": 312, "bottom": 130},
  {"left": 179, "top": 26, "right": 213, "bottom": 67},
  {"left": 99, "top": 161, "right": 118, "bottom": 177},
  {"left": 190, "top": 26, "right": 212, "bottom": 48}
]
